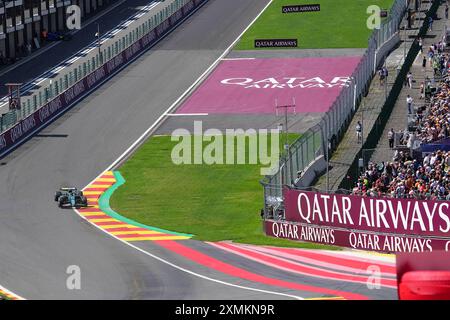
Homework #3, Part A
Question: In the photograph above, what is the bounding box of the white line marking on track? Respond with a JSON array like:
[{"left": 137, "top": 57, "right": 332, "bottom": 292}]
[
  {"left": 103, "top": 0, "right": 277, "bottom": 171},
  {"left": 73, "top": 207, "right": 302, "bottom": 300},
  {"left": 222, "top": 58, "right": 256, "bottom": 60},
  {"left": 166, "top": 113, "right": 209, "bottom": 116},
  {"left": 70, "top": 0, "right": 304, "bottom": 300},
  {"left": 209, "top": 242, "right": 397, "bottom": 289}
]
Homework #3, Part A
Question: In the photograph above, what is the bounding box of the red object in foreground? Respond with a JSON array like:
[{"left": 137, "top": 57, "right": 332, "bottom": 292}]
[
  {"left": 397, "top": 251, "right": 450, "bottom": 300},
  {"left": 399, "top": 271, "right": 450, "bottom": 300}
]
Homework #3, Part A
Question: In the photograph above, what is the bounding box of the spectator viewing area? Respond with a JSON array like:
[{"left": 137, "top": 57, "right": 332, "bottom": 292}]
[
  {"left": 355, "top": 16, "right": 450, "bottom": 200},
  {"left": 263, "top": 0, "right": 450, "bottom": 256}
]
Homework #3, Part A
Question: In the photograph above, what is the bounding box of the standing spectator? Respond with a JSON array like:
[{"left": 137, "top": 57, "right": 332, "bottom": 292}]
[
  {"left": 441, "top": 56, "right": 448, "bottom": 76},
  {"left": 429, "top": 16, "right": 433, "bottom": 31},
  {"left": 433, "top": 58, "right": 439, "bottom": 78},
  {"left": 378, "top": 68, "right": 385, "bottom": 86},
  {"left": 383, "top": 66, "right": 388, "bottom": 80},
  {"left": 356, "top": 121, "right": 362, "bottom": 144},
  {"left": 420, "top": 81, "right": 425, "bottom": 99},
  {"left": 419, "top": 37, "right": 423, "bottom": 54},
  {"left": 428, "top": 47, "right": 434, "bottom": 67},
  {"left": 388, "top": 128, "right": 395, "bottom": 149},
  {"left": 406, "top": 71, "right": 413, "bottom": 88},
  {"left": 425, "top": 78, "right": 432, "bottom": 100},
  {"left": 439, "top": 41, "right": 445, "bottom": 53},
  {"left": 422, "top": 55, "right": 427, "bottom": 72},
  {"left": 406, "top": 95, "right": 413, "bottom": 114}
]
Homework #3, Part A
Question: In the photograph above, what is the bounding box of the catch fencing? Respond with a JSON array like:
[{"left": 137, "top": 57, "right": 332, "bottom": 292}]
[{"left": 261, "top": 0, "right": 411, "bottom": 212}]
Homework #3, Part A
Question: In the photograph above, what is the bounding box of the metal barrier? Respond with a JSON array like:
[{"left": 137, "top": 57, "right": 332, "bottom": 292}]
[
  {"left": 376, "top": 0, "right": 410, "bottom": 47},
  {"left": 261, "top": 0, "right": 410, "bottom": 211},
  {"left": 0, "top": 0, "right": 209, "bottom": 157},
  {"left": 339, "top": 0, "right": 440, "bottom": 192}
]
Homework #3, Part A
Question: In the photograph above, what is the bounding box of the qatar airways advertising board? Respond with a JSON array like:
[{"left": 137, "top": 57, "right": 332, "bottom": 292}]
[{"left": 264, "top": 188, "right": 450, "bottom": 253}]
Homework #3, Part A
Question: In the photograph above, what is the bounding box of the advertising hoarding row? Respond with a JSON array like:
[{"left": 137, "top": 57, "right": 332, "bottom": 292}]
[{"left": 265, "top": 188, "right": 450, "bottom": 253}]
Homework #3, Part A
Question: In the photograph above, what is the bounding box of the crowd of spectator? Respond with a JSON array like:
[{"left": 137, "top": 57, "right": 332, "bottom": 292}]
[
  {"left": 392, "top": 41, "right": 450, "bottom": 148},
  {"left": 353, "top": 150, "right": 450, "bottom": 200},
  {"left": 354, "top": 39, "right": 450, "bottom": 199},
  {"left": 413, "top": 80, "right": 450, "bottom": 144},
  {"left": 350, "top": 4, "right": 450, "bottom": 200}
]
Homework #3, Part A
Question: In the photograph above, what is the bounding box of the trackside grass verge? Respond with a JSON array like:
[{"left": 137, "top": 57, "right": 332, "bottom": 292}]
[
  {"left": 111, "top": 134, "right": 339, "bottom": 249},
  {"left": 235, "top": 0, "right": 395, "bottom": 50}
]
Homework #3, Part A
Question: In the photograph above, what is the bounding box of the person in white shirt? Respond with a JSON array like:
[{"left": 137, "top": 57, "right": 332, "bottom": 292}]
[
  {"left": 356, "top": 121, "right": 362, "bottom": 143},
  {"left": 406, "top": 95, "right": 413, "bottom": 114},
  {"left": 407, "top": 72, "right": 413, "bottom": 88},
  {"left": 430, "top": 153, "right": 437, "bottom": 166},
  {"left": 388, "top": 128, "right": 395, "bottom": 148},
  {"left": 423, "top": 154, "right": 430, "bottom": 166}
]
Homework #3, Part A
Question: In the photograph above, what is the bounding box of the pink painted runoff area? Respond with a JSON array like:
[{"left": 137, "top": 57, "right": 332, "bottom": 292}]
[{"left": 176, "top": 57, "right": 362, "bottom": 114}]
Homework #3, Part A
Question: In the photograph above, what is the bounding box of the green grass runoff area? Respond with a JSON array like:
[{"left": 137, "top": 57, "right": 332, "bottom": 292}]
[
  {"left": 111, "top": 134, "right": 337, "bottom": 249},
  {"left": 235, "top": 0, "right": 395, "bottom": 50}
]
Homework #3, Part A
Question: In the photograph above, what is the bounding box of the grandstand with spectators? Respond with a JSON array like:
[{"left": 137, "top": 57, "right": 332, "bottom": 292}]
[{"left": 354, "top": 13, "right": 450, "bottom": 200}]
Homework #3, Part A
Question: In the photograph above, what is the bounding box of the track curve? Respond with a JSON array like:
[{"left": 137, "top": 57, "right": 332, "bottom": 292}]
[{"left": 0, "top": 0, "right": 294, "bottom": 299}]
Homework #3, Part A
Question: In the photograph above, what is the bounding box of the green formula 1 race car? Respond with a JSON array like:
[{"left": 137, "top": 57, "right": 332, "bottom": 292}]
[{"left": 54, "top": 187, "right": 88, "bottom": 208}]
